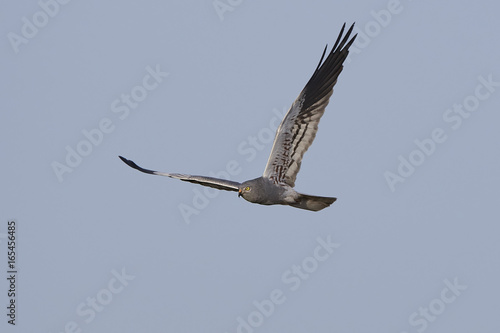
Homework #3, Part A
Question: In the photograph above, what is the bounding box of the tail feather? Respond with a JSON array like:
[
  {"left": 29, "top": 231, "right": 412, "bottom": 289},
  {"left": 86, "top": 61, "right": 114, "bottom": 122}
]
[{"left": 291, "top": 193, "right": 337, "bottom": 211}]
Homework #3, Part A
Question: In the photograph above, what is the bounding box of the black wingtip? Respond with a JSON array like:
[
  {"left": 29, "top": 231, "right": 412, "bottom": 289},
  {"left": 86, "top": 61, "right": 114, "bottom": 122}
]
[{"left": 118, "top": 156, "right": 156, "bottom": 175}]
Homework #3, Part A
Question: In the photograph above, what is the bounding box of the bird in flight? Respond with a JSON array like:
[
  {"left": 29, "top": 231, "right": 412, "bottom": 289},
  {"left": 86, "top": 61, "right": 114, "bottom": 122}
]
[{"left": 120, "top": 23, "right": 356, "bottom": 211}]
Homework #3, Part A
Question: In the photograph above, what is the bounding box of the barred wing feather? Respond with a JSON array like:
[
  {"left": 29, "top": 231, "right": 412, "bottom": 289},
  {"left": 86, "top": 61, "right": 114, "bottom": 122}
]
[{"left": 263, "top": 23, "right": 357, "bottom": 187}]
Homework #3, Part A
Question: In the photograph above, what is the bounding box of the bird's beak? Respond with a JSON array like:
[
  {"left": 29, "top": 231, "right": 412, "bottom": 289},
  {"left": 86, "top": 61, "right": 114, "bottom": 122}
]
[{"left": 238, "top": 189, "right": 242, "bottom": 197}]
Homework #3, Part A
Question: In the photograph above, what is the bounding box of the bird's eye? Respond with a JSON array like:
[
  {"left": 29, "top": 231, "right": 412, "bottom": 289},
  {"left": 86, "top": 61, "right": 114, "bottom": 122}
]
[{"left": 245, "top": 186, "right": 250, "bottom": 191}]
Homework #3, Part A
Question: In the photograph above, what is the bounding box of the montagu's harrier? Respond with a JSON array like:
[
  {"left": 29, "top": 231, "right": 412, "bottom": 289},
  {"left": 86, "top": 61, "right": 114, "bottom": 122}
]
[{"left": 120, "top": 23, "right": 357, "bottom": 211}]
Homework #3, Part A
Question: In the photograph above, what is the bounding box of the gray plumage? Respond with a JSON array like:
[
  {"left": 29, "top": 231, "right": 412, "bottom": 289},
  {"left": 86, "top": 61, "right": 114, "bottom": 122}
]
[{"left": 119, "top": 23, "right": 356, "bottom": 212}]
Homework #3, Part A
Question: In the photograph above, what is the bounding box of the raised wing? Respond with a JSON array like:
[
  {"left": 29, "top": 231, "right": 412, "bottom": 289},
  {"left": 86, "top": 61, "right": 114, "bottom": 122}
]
[
  {"left": 119, "top": 156, "right": 240, "bottom": 192},
  {"left": 263, "top": 23, "right": 356, "bottom": 187}
]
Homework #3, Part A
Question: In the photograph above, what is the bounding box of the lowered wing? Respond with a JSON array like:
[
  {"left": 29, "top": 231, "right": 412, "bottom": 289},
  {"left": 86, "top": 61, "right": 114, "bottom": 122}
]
[{"left": 119, "top": 156, "right": 240, "bottom": 192}]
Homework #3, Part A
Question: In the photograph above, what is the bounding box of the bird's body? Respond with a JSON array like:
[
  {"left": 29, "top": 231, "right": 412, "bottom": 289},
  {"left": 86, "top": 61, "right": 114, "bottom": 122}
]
[
  {"left": 239, "top": 177, "right": 285, "bottom": 205},
  {"left": 239, "top": 177, "right": 295, "bottom": 205},
  {"left": 120, "top": 23, "right": 357, "bottom": 211},
  {"left": 238, "top": 177, "right": 336, "bottom": 211}
]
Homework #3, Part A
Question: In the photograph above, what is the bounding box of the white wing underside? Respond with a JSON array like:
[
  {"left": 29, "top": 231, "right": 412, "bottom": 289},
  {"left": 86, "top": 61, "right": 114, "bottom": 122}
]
[{"left": 263, "top": 23, "right": 356, "bottom": 187}]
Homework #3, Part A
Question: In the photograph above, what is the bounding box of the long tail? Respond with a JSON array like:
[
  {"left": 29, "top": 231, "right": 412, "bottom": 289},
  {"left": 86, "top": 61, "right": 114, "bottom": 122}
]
[{"left": 291, "top": 193, "right": 337, "bottom": 212}]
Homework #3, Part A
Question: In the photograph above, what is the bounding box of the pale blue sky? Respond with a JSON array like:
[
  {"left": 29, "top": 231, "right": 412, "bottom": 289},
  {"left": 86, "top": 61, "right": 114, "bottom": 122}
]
[{"left": 1, "top": 0, "right": 499, "bottom": 332}]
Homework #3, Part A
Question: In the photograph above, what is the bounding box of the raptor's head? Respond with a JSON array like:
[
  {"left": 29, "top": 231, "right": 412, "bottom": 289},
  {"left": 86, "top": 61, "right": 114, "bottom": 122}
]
[{"left": 238, "top": 178, "right": 262, "bottom": 203}]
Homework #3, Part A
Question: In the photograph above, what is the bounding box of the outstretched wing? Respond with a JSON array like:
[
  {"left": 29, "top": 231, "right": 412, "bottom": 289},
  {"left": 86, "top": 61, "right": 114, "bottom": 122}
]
[
  {"left": 119, "top": 156, "right": 240, "bottom": 192},
  {"left": 263, "top": 23, "right": 357, "bottom": 187}
]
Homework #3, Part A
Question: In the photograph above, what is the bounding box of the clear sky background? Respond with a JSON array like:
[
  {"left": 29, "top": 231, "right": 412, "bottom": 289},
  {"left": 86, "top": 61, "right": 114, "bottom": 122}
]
[{"left": 1, "top": 0, "right": 499, "bottom": 332}]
